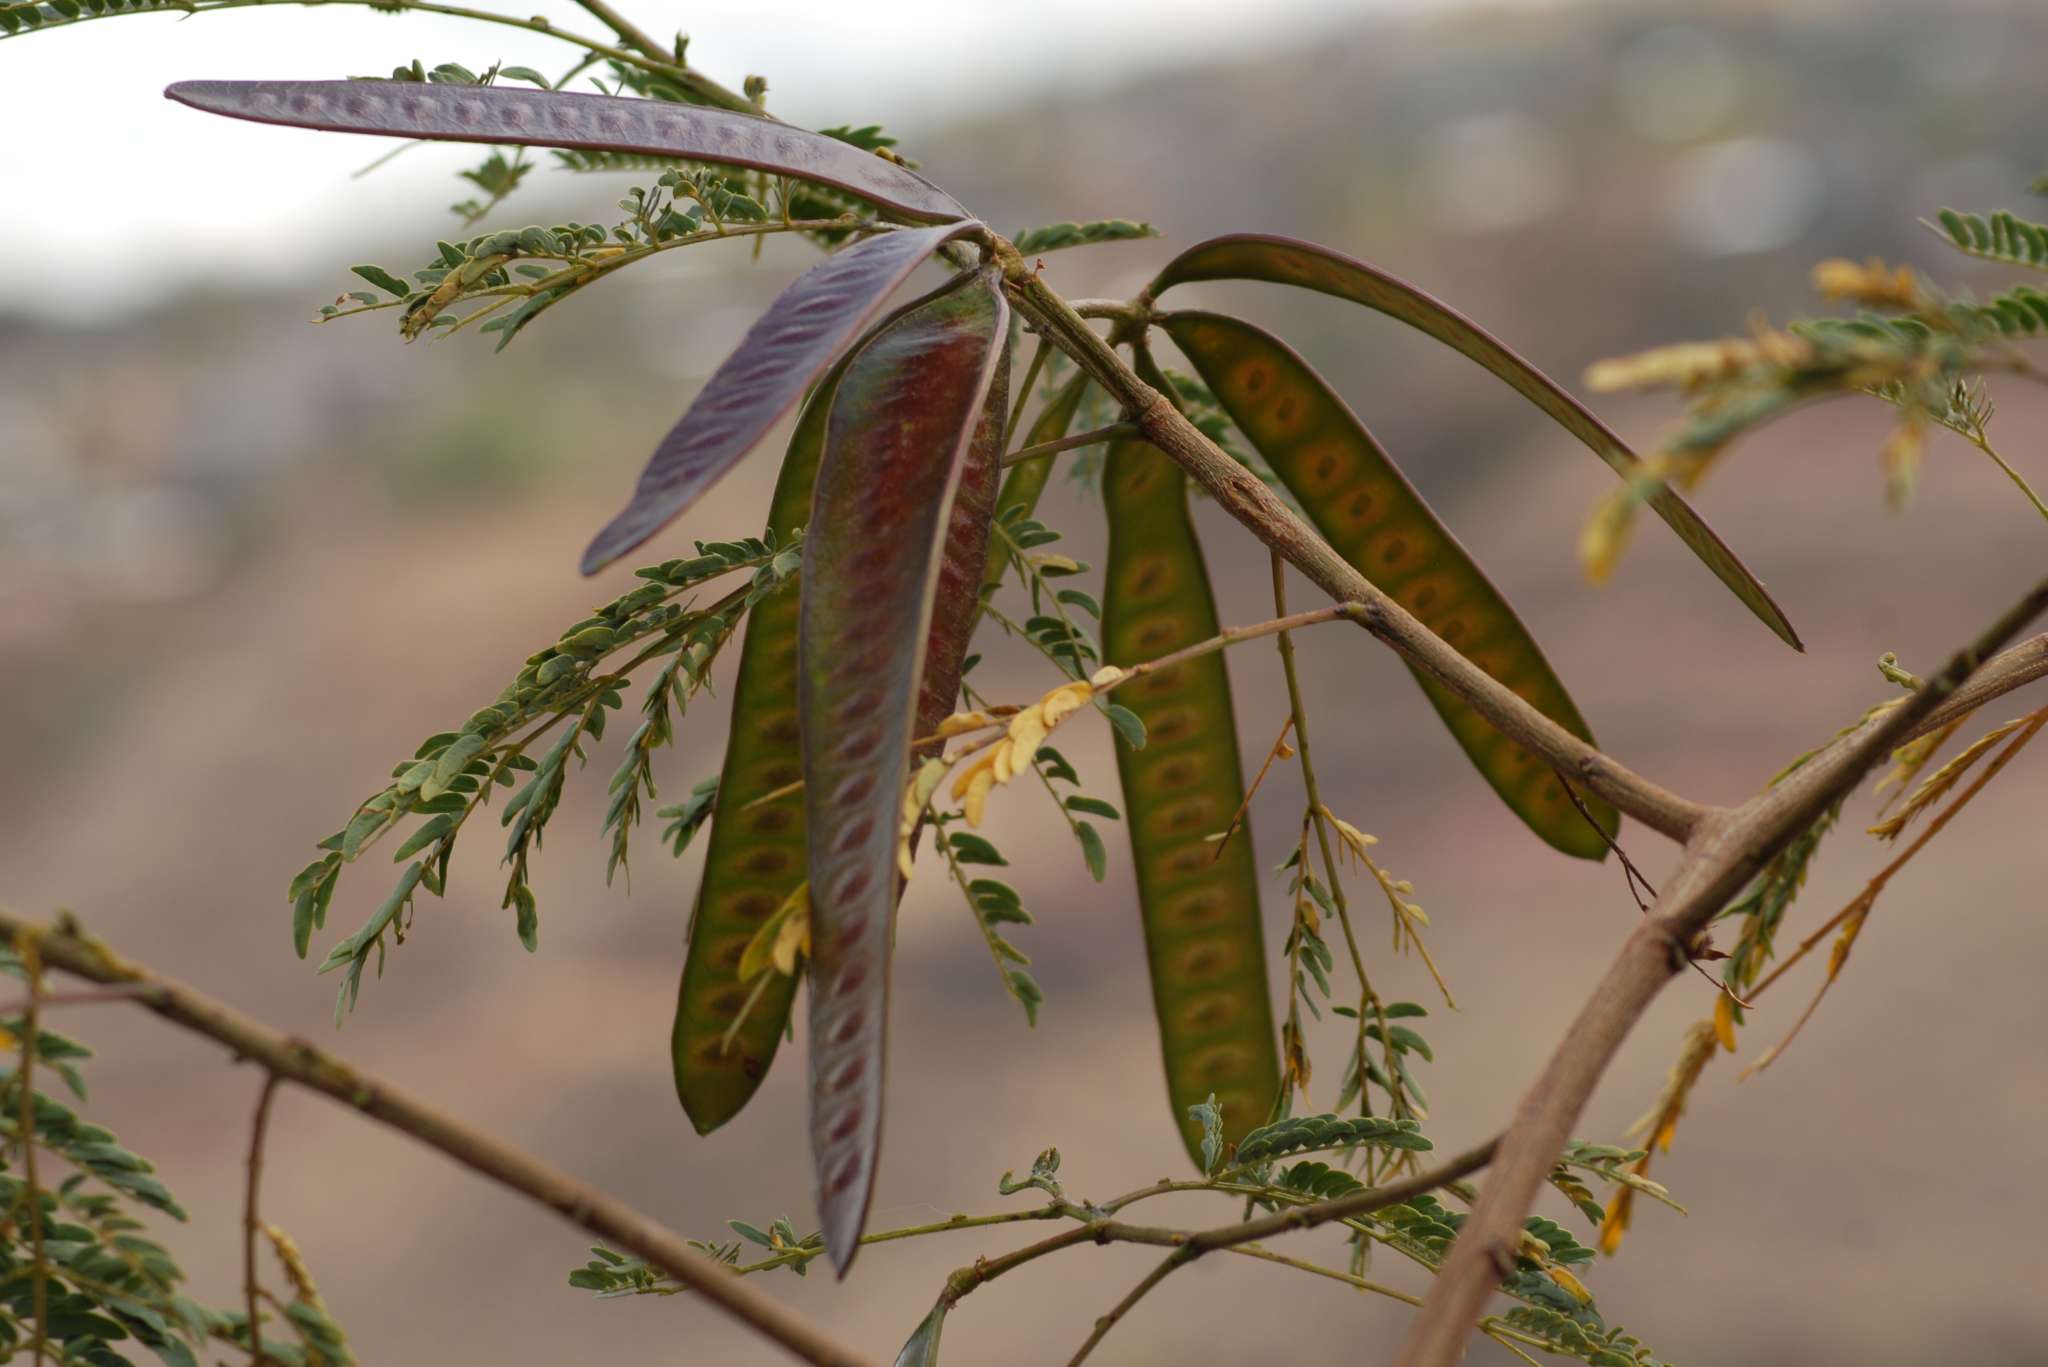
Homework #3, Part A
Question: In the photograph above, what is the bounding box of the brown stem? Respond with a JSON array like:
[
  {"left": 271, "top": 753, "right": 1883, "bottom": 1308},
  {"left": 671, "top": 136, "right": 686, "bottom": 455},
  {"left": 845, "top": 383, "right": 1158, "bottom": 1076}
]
[
  {"left": 1065, "top": 1247, "right": 1193, "bottom": 1366},
  {"left": 1394, "top": 575, "right": 2048, "bottom": 1367},
  {"left": 1056, "top": 1141, "right": 1496, "bottom": 1364},
  {"left": 1186, "top": 1138, "right": 1499, "bottom": 1251},
  {"left": 0, "top": 985, "right": 160, "bottom": 1015},
  {"left": 0, "top": 912, "right": 876, "bottom": 1367},
  {"left": 245, "top": 1076, "right": 280, "bottom": 1365},
  {"left": 1896, "top": 632, "right": 2048, "bottom": 743}
]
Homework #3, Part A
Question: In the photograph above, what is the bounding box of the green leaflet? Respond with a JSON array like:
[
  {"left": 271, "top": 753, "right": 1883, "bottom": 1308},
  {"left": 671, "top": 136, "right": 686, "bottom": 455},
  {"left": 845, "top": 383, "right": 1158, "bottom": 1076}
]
[
  {"left": 1102, "top": 434, "right": 1281, "bottom": 1167},
  {"left": 982, "top": 372, "right": 1088, "bottom": 591},
  {"left": 1162, "top": 310, "right": 1617, "bottom": 858},
  {"left": 1146, "top": 232, "right": 1801, "bottom": 651},
  {"left": 800, "top": 270, "right": 1009, "bottom": 1272}
]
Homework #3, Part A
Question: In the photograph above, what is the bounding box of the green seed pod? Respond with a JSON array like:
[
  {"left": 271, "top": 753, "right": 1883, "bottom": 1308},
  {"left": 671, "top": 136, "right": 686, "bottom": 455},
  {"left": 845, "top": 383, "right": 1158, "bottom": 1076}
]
[
  {"left": 1147, "top": 233, "right": 1797, "bottom": 650},
  {"left": 668, "top": 374, "right": 831, "bottom": 1136},
  {"left": 1161, "top": 310, "right": 1616, "bottom": 857},
  {"left": 1102, "top": 432, "right": 1280, "bottom": 1166}
]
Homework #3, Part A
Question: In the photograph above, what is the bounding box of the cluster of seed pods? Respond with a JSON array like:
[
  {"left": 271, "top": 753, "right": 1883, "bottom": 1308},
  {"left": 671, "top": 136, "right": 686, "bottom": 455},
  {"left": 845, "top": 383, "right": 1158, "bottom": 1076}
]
[{"left": 166, "top": 79, "right": 1800, "bottom": 1278}]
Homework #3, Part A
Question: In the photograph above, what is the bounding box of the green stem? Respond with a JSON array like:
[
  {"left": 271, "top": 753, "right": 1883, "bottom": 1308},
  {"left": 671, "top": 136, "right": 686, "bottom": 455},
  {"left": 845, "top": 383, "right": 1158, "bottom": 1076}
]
[
  {"left": 567, "top": 0, "right": 665, "bottom": 64},
  {"left": 1963, "top": 427, "right": 2048, "bottom": 524},
  {"left": 931, "top": 811, "right": 1038, "bottom": 1019},
  {"left": 1271, "top": 554, "right": 1411, "bottom": 1158},
  {"left": 1002, "top": 338, "right": 1051, "bottom": 449},
  {"left": 0, "top": 0, "right": 689, "bottom": 85},
  {"left": 1222, "top": 1242, "right": 1422, "bottom": 1306},
  {"left": 730, "top": 1205, "right": 1068, "bottom": 1277},
  {"left": 1000, "top": 422, "right": 1140, "bottom": 468}
]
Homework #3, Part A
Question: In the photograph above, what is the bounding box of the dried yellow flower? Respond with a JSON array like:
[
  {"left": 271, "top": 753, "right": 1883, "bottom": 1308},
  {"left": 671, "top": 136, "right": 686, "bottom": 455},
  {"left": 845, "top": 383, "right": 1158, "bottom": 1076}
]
[{"left": 1811, "top": 256, "right": 1920, "bottom": 310}]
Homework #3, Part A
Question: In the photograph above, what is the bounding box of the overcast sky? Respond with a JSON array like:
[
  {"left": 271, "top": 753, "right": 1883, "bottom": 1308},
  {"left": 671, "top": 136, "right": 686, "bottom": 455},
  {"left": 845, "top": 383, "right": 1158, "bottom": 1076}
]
[{"left": 0, "top": 0, "right": 1524, "bottom": 317}]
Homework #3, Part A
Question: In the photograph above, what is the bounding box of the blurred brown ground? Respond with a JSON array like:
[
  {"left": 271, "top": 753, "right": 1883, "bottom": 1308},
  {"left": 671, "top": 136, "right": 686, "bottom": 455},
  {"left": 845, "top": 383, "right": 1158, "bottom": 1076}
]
[{"left": 3, "top": 3, "right": 2047, "bottom": 1363}]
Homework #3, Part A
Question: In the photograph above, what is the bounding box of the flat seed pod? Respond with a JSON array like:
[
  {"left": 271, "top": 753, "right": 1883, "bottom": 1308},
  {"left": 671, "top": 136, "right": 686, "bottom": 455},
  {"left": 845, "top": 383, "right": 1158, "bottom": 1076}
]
[
  {"left": 1147, "top": 233, "right": 1799, "bottom": 651},
  {"left": 673, "top": 286, "right": 1006, "bottom": 1134},
  {"left": 981, "top": 372, "right": 1088, "bottom": 591},
  {"left": 799, "top": 271, "right": 1008, "bottom": 1272},
  {"left": 583, "top": 220, "right": 984, "bottom": 572},
  {"left": 1161, "top": 310, "right": 1617, "bottom": 858},
  {"left": 163, "top": 81, "right": 968, "bottom": 223},
  {"left": 670, "top": 373, "right": 839, "bottom": 1137},
  {"left": 1102, "top": 433, "right": 1281, "bottom": 1167}
]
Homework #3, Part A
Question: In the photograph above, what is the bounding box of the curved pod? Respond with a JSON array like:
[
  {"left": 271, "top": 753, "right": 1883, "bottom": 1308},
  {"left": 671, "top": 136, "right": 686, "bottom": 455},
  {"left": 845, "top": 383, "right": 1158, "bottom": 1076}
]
[
  {"left": 800, "top": 271, "right": 1008, "bottom": 1271},
  {"left": 165, "top": 80, "right": 968, "bottom": 223},
  {"left": 1147, "top": 233, "right": 1798, "bottom": 650},
  {"left": 1162, "top": 310, "right": 1616, "bottom": 858},
  {"left": 1103, "top": 434, "right": 1281, "bottom": 1166},
  {"left": 670, "top": 364, "right": 839, "bottom": 1136},
  {"left": 584, "top": 220, "right": 983, "bottom": 571}
]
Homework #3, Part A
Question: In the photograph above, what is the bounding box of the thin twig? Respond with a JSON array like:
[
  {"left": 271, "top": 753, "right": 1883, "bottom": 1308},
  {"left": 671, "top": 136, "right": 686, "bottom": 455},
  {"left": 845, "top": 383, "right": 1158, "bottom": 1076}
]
[
  {"left": 1000, "top": 422, "right": 1140, "bottom": 467},
  {"left": 1065, "top": 1247, "right": 1192, "bottom": 1366},
  {"left": 0, "top": 911, "right": 878, "bottom": 1367},
  {"left": 1002, "top": 337, "right": 1051, "bottom": 450},
  {"left": 245, "top": 1075, "right": 281, "bottom": 1365},
  {"left": 1272, "top": 553, "right": 1411, "bottom": 1153},
  {"left": 1552, "top": 767, "right": 1657, "bottom": 910},
  {"left": 1055, "top": 1140, "right": 1498, "bottom": 1365},
  {"left": 1101, "top": 603, "right": 1366, "bottom": 693},
  {"left": 568, "top": 0, "right": 668, "bottom": 64},
  {"left": 1209, "top": 715, "right": 1293, "bottom": 864},
  {"left": 0, "top": 985, "right": 161, "bottom": 1015},
  {"left": 1185, "top": 1137, "right": 1499, "bottom": 1251},
  {"left": 1956, "top": 423, "right": 2048, "bottom": 525},
  {"left": 15, "top": 0, "right": 696, "bottom": 89},
  {"left": 1221, "top": 1242, "right": 1421, "bottom": 1306}
]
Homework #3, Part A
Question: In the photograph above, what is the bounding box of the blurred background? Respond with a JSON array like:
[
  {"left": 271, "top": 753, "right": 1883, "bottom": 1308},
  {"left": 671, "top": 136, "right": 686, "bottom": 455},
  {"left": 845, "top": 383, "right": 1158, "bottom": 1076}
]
[{"left": 4, "top": 0, "right": 2046, "bottom": 1362}]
